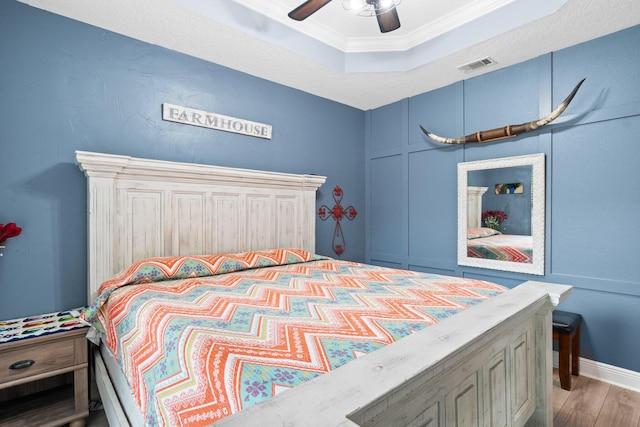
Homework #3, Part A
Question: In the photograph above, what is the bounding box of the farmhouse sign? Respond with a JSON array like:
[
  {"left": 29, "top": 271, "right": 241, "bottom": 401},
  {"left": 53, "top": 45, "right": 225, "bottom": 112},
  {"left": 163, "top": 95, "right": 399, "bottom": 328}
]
[{"left": 162, "top": 103, "right": 272, "bottom": 139}]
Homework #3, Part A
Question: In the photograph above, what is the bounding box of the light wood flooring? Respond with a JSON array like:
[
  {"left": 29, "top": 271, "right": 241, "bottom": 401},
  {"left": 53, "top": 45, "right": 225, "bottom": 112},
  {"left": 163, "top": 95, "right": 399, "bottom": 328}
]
[
  {"left": 82, "top": 370, "right": 640, "bottom": 426},
  {"left": 553, "top": 369, "right": 640, "bottom": 427}
]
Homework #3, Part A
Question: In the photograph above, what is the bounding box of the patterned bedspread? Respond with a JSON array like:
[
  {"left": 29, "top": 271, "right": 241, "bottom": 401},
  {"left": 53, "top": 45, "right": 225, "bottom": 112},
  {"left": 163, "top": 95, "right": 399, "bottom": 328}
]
[
  {"left": 83, "top": 249, "right": 506, "bottom": 426},
  {"left": 467, "top": 234, "right": 533, "bottom": 263}
]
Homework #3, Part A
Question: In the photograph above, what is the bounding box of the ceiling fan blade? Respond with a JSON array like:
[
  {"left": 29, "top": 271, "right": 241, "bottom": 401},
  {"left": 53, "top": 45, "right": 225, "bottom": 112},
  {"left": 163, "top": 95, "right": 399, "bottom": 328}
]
[
  {"left": 376, "top": 7, "right": 401, "bottom": 33},
  {"left": 288, "top": 0, "right": 333, "bottom": 21}
]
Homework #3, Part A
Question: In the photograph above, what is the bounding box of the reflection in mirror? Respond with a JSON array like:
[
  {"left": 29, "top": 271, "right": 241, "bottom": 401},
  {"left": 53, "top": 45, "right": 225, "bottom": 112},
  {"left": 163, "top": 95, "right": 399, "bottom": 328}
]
[
  {"left": 469, "top": 166, "right": 532, "bottom": 237},
  {"left": 458, "top": 154, "right": 545, "bottom": 275}
]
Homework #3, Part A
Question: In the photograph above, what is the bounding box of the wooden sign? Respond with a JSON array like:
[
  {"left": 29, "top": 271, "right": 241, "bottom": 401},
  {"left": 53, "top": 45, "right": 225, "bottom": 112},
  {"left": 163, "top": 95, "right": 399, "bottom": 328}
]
[{"left": 162, "top": 103, "right": 272, "bottom": 139}]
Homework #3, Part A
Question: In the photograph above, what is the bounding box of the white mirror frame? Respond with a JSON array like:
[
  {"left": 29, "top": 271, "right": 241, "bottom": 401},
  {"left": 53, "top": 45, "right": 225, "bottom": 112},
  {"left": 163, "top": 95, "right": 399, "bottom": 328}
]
[{"left": 457, "top": 153, "right": 545, "bottom": 275}]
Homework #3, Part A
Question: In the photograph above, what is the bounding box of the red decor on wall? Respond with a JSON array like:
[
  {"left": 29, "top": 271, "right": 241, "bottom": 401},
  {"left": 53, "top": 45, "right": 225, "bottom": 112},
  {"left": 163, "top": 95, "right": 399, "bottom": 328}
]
[
  {"left": 318, "top": 186, "right": 357, "bottom": 256},
  {"left": 0, "top": 222, "right": 22, "bottom": 257},
  {"left": 0, "top": 222, "right": 22, "bottom": 244}
]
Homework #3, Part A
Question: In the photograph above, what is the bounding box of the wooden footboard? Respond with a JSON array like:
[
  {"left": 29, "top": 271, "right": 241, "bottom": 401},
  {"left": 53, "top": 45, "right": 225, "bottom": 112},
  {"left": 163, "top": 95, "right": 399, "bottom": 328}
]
[{"left": 93, "top": 281, "right": 569, "bottom": 427}]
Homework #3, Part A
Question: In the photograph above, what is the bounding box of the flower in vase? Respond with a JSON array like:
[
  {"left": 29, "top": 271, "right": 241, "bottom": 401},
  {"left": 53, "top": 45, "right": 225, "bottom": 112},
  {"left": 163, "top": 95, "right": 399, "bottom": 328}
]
[{"left": 481, "top": 210, "right": 507, "bottom": 231}]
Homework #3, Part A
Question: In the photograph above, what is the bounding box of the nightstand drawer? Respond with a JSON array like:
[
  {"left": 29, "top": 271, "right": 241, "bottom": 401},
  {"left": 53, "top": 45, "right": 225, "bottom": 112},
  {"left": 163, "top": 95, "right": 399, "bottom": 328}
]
[{"left": 0, "top": 335, "right": 80, "bottom": 384}]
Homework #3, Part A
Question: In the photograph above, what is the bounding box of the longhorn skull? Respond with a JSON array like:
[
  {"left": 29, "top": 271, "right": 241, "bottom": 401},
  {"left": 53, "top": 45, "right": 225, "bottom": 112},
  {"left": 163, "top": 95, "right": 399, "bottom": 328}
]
[{"left": 420, "top": 79, "right": 585, "bottom": 144}]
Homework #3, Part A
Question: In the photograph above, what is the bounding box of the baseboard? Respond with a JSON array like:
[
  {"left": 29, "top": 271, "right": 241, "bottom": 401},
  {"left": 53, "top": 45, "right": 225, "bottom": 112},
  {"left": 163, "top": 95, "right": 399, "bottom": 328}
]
[{"left": 553, "top": 351, "right": 640, "bottom": 392}]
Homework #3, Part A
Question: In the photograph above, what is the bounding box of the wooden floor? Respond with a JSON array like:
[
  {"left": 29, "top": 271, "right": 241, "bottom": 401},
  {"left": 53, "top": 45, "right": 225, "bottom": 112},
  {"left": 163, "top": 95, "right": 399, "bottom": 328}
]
[{"left": 553, "top": 369, "right": 640, "bottom": 427}]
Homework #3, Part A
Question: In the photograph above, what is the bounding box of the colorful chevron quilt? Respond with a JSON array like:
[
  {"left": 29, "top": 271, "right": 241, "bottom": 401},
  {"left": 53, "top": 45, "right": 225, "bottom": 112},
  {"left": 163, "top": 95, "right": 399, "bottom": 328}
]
[
  {"left": 467, "top": 234, "right": 534, "bottom": 263},
  {"left": 83, "top": 248, "right": 506, "bottom": 426}
]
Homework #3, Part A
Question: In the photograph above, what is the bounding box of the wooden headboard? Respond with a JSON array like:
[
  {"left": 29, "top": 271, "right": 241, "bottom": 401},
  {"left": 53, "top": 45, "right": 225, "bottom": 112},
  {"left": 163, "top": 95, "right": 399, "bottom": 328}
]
[
  {"left": 76, "top": 151, "right": 326, "bottom": 303},
  {"left": 467, "top": 186, "right": 488, "bottom": 228}
]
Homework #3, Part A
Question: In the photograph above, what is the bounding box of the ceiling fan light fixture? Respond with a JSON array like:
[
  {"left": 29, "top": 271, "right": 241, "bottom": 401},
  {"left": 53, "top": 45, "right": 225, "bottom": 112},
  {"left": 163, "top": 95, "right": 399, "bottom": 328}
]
[
  {"left": 342, "top": 0, "right": 402, "bottom": 17},
  {"left": 289, "top": 0, "right": 401, "bottom": 33}
]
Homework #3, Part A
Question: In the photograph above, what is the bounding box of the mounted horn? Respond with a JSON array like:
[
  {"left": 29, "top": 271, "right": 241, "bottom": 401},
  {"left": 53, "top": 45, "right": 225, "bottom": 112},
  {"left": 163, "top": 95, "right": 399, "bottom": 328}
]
[{"left": 420, "top": 79, "right": 585, "bottom": 144}]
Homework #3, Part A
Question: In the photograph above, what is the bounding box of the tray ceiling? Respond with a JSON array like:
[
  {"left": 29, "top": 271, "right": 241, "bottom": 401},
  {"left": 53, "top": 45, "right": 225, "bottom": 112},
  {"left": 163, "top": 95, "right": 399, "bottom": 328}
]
[{"left": 19, "top": 0, "right": 640, "bottom": 110}]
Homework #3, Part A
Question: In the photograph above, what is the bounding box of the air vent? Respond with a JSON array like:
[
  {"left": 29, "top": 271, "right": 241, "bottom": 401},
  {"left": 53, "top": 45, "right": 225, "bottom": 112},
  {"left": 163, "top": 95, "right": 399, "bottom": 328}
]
[{"left": 457, "top": 57, "right": 497, "bottom": 73}]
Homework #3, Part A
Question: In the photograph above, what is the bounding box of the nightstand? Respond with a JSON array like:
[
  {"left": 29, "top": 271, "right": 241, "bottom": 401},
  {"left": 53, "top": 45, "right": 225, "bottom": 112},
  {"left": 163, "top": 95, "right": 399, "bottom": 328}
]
[{"left": 0, "top": 310, "right": 89, "bottom": 427}]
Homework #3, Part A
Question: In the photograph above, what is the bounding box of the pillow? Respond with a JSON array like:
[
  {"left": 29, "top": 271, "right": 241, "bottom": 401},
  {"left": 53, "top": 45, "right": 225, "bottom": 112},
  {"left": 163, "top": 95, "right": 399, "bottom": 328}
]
[
  {"left": 467, "top": 227, "right": 502, "bottom": 240},
  {"left": 82, "top": 248, "right": 328, "bottom": 330}
]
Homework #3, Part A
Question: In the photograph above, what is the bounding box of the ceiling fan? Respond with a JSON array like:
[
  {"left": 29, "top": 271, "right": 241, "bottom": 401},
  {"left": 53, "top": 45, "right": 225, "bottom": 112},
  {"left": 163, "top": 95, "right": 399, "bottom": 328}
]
[{"left": 288, "top": 0, "right": 402, "bottom": 33}]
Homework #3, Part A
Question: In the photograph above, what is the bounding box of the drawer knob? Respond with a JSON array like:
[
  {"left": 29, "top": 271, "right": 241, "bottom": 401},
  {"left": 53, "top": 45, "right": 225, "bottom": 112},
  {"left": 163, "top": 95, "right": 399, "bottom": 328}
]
[{"left": 9, "top": 359, "right": 36, "bottom": 370}]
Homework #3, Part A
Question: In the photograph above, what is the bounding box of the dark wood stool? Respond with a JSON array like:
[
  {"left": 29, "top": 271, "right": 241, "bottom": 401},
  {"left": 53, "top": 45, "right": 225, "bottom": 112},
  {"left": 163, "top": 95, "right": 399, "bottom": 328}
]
[{"left": 552, "top": 310, "right": 582, "bottom": 391}]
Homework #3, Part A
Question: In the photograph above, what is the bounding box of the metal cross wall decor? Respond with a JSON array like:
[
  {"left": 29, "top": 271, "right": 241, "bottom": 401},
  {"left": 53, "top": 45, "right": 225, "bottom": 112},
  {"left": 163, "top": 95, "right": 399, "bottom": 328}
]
[{"left": 318, "top": 186, "right": 357, "bottom": 256}]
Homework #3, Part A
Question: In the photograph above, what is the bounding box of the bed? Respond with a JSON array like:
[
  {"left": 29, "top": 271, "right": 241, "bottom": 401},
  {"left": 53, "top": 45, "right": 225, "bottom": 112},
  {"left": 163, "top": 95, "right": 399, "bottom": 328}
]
[
  {"left": 467, "top": 228, "right": 533, "bottom": 263},
  {"left": 76, "top": 151, "right": 571, "bottom": 427}
]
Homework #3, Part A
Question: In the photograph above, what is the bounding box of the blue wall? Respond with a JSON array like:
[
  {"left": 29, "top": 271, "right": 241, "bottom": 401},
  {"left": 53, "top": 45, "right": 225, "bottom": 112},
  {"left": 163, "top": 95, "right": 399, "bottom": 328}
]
[
  {"left": 366, "top": 26, "right": 640, "bottom": 373},
  {"left": 2, "top": 1, "right": 638, "bottom": 375},
  {"left": 0, "top": 1, "right": 365, "bottom": 319}
]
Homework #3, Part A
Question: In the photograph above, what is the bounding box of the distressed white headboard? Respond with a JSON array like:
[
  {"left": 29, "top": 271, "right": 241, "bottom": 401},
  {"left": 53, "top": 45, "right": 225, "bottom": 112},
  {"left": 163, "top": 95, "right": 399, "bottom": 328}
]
[
  {"left": 76, "top": 151, "right": 326, "bottom": 303},
  {"left": 467, "top": 186, "right": 488, "bottom": 228}
]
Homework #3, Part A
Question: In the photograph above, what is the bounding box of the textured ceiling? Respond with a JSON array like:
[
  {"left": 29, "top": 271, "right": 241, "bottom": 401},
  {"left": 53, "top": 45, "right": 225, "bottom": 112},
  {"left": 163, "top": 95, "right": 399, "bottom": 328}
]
[{"left": 19, "top": 0, "right": 640, "bottom": 110}]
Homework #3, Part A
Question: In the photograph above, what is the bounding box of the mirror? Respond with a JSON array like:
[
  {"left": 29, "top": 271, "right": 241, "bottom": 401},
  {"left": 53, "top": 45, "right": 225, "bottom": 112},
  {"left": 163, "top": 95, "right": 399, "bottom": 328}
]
[{"left": 458, "top": 153, "right": 545, "bottom": 275}]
